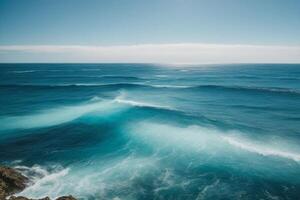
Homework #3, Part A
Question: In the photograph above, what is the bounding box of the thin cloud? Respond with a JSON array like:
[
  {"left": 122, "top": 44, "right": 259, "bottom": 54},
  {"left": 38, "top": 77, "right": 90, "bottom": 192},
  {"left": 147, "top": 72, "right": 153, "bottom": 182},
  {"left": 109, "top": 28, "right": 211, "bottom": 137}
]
[{"left": 0, "top": 43, "right": 300, "bottom": 63}]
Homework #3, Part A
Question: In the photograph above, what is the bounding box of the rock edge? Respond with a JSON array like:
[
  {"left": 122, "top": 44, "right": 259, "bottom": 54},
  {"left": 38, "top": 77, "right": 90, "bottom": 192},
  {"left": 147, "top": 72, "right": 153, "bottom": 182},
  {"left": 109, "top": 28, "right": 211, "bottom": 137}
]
[{"left": 0, "top": 166, "right": 77, "bottom": 200}]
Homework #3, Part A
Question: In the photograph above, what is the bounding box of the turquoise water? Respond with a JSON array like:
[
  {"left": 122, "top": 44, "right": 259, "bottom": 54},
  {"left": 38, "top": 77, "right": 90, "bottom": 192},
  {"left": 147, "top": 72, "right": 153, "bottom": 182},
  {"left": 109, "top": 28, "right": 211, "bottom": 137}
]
[{"left": 0, "top": 63, "right": 300, "bottom": 199}]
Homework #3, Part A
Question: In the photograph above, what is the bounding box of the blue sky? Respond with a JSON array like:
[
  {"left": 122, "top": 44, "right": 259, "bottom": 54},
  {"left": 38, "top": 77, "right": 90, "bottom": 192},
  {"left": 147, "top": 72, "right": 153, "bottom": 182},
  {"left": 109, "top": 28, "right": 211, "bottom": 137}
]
[{"left": 0, "top": 0, "right": 300, "bottom": 63}]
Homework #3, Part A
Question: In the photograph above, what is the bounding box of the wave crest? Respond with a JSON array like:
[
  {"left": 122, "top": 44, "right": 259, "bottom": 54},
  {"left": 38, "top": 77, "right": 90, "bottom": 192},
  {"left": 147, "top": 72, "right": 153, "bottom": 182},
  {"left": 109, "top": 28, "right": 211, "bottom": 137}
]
[{"left": 129, "top": 121, "right": 300, "bottom": 162}]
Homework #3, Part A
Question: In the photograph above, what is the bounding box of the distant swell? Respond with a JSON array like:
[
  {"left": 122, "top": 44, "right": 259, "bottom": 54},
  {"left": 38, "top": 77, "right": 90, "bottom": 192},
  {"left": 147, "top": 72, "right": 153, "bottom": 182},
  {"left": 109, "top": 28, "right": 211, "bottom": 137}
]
[
  {"left": 1, "top": 83, "right": 299, "bottom": 96},
  {"left": 0, "top": 83, "right": 150, "bottom": 89},
  {"left": 188, "top": 85, "right": 300, "bottom": 95}
]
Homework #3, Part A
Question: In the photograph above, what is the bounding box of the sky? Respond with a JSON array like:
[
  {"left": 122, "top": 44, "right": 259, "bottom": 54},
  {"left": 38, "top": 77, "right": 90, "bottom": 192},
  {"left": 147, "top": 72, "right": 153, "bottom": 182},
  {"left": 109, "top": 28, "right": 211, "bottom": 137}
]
[{"left": 0, "top": 0, "right": 300, "bottom": 63}]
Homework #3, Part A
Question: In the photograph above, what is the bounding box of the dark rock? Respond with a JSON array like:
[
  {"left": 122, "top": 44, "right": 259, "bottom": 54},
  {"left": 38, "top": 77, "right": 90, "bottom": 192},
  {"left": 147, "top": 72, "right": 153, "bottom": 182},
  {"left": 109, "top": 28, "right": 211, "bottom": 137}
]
[
  {"left": 8, "top": 196, "right": 30, "bottom": 200},
  {"left": 0, "top": 166, "right": 29, "bottom": 199},
  {"left": 55, "top": 196, "right": 77, "bottom": 200},
  {"left": 8, "top": 196, "right": 50, "bottom": 200}
]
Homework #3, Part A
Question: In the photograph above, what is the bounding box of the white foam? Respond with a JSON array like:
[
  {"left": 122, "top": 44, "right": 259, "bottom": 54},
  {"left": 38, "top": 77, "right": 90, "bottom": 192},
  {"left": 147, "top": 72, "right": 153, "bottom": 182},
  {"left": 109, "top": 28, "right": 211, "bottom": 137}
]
[
  {"left": 154, "top": 75, "right": 169, "bottom": 78},
  {"left": 11, "top": 70, "right": 36, "bottom": 73},
  {"left": 222, "top": 136, "right": 300, "bottom": 162},
  {"left": 55, "top": 83, "right": 105, "bottom": 86},
  {"left": 128, "top": 121, "right": 223, "bottom": 153},
  {"left": 114, "top": 98, "right": 169, "bottom": 109},
  {"left": 89, "top": 96, "right": 103, "bottom": 102},
  {"left": 71, "top": 83, "right": 103, "bottom": 86},
  {"left": 179, "top": 69, "right": 189, "bottom": 72},
  {"left": 14, "top": 165, "right": 49, "bottom": 181},
  {"left": 113, "top": 93, "right": 172, "bottom": 110},
  {"left": 17, "top": 167, "right": 70, "bottom": 199},
  {"left": 129, "top": 121, "right": 300, "bottom": 162},
  {"left": 15, "top": 156, "right": 158, "bottom": 199},
  {"left": 151, "top": 84, "right": 190, "bottom": 88}
]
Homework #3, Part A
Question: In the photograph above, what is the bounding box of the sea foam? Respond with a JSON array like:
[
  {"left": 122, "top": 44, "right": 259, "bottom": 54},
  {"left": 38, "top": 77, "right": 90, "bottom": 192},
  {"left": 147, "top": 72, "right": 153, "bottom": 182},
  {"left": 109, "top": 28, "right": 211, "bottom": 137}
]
[
  {"left": 222, "top": 136, "right": 300, "bottom": 162},
  {"left": 129, "top": 121, "right": 300, "bottom": 162}
]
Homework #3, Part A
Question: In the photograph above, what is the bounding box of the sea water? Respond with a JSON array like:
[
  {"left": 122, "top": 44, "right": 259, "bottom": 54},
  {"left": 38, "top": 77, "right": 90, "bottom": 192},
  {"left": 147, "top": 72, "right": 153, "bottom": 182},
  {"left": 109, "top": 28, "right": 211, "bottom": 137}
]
[{"left": 0, "top": 63, "right": 299, "bottom": 199}]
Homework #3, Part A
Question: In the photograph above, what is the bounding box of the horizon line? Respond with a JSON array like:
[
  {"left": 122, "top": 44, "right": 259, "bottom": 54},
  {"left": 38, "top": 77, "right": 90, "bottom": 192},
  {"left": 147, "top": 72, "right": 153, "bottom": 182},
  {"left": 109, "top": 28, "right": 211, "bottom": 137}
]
[{"left": 1, "top": 43, "right": 300, "bottom": 63}]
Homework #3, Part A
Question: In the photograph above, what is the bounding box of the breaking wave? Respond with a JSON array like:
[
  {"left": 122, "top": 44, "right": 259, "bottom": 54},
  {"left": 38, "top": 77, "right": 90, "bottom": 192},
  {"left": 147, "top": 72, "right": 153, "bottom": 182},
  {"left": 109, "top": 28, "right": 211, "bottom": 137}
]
[
  {"left": 12, "top": 164, "right": 70, "bottom": 199},
  {"left": 0, "top": 100, "right": 125, "bottom": 130},
  {"left": 222, "top": 136, "right": 300, "bottom": 162},
  {"left": 129, "top": 121, "right": 300, "bottom": 163},
  {"left": 0, "top": 95, "right": 175, "bottom": 131}
]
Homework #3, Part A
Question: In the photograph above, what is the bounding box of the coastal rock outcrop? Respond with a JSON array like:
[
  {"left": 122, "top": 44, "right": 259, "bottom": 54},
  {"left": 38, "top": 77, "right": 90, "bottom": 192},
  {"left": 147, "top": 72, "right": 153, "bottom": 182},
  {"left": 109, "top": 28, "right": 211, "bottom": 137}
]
[
  {"left": 55, "top": 196, "right": 77, "bottom": 200},
  {"left": 8, "top": 196, "right": 50, "bottom": 200},
  {"left": 0, "top": 166, "right": 29, "bottom": 199},
  {"left": 8, "top": 196, "right": 75, "bottom": 200},
  {"left": 0, "top": 165, "right": 77, "bottom": 200}
]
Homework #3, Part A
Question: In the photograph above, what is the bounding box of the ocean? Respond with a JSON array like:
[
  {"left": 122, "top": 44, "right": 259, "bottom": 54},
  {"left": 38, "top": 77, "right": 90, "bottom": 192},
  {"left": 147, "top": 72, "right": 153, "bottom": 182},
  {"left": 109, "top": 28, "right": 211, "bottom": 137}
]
[{"left": 0, "top": 63, "right": 299, "bottom": 200}]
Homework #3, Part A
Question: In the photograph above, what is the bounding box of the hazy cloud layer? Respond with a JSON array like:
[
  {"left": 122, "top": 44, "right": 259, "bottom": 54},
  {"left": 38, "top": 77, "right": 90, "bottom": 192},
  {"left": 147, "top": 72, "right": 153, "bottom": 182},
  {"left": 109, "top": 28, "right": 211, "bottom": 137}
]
[{"left": 0, "top": 43, "right": 300, "bottom": 63}]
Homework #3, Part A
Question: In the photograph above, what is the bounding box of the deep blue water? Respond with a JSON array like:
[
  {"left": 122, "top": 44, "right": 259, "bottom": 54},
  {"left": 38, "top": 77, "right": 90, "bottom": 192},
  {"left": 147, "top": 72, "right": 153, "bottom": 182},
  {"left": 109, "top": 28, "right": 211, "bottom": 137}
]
[{"left": 0, "top": 63, "right": 300, "bottom": 200}]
